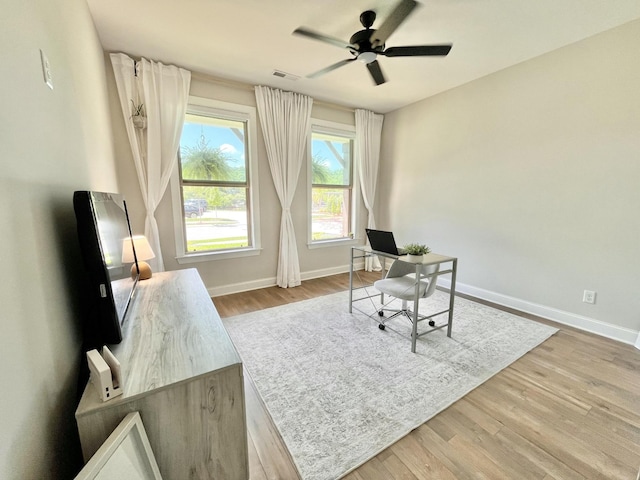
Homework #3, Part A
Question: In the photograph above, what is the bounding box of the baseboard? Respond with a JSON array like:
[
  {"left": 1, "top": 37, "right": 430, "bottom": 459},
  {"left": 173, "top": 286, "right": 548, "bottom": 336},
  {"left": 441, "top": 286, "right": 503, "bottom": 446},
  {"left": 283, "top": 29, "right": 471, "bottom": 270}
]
[
  {"left": 300, "top": 263, "right": 359, "bottom": 282},
  {"left": 209, "top": 276, "right": 276, "bottom": 297},
  {"left": 208, "top": 262, "right": 364, "bottom": 297},
  {"left": 438, "top": 278, "right": 639, "bottom": 346}
]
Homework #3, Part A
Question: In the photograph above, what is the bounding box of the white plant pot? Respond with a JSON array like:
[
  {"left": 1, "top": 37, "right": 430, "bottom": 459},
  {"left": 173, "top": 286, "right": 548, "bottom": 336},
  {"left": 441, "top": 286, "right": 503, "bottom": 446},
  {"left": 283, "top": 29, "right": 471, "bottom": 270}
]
[
  {"left": 406, "top": 254, "right": 424, "bottom": 263},
  {"left": 132, "top": 116, "right": 147, "bottom": 129}
]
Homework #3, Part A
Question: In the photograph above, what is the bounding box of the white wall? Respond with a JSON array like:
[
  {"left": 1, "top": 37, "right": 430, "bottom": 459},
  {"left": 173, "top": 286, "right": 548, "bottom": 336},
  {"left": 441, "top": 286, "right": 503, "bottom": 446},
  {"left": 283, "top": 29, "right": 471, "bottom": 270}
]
[
  {"left": 106, "top": 69, "right": 367, "bottom": 294},
  {"left": 379, "top": 20, "right": 640, "bottom": 341},
  {"left": 0, "top": 0, "right": 118, "bottom": 477}
]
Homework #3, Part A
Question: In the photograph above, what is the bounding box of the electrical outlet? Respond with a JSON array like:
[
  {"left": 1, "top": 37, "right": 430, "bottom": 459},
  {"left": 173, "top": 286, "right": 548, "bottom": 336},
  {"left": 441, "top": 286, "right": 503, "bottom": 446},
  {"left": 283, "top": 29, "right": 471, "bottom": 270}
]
[
  {"left": 40, "top": 49, "right": 53, "bottom": 89},
  {"left": 583, "top": 290, "right": 596, "bottom": 304}
]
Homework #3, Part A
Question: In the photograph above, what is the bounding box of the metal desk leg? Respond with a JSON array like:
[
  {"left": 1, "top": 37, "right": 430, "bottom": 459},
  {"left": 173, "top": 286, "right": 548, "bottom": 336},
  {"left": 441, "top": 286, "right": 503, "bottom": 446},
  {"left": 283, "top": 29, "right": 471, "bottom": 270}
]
[
  {"left": 411, "top": 266, "right": 420, "bottom": 353},
  {"left": 349, "top": 248, "right": 354, "bottom": 313},
  {"left": 447, "top": 258, "right": 457, "bottom": 337},
  {"left": 379, "top": 254, "right": 386, "bottom": 304}
]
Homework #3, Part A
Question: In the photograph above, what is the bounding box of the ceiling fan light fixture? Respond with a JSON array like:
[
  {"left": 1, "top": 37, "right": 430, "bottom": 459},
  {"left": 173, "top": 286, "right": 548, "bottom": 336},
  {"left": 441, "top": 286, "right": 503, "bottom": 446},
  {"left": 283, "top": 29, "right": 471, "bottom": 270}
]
[{"left": 358, "top": 51, "right": 377, "bottom": 64}]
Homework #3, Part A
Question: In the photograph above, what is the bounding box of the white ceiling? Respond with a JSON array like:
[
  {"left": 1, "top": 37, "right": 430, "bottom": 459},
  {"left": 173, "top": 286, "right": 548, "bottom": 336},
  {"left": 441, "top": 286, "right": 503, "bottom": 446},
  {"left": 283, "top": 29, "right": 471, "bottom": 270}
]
[{"left": 86, "top": 0, "right": 640, "bottom": 113}]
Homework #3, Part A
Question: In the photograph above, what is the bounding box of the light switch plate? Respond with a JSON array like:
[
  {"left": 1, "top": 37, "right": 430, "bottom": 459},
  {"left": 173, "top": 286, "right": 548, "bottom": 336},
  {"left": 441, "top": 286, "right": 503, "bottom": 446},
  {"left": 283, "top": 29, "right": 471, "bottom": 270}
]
[{"left": 40, "top": 49, "right": 53, "bottom": 89}]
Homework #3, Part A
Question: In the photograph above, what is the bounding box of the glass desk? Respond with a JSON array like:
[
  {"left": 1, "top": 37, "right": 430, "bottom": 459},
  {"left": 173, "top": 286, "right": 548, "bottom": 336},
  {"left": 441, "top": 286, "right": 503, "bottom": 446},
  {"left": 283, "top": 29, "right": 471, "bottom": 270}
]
[{"left": 349, "top": 246, "right": 458, "bottom": 352}]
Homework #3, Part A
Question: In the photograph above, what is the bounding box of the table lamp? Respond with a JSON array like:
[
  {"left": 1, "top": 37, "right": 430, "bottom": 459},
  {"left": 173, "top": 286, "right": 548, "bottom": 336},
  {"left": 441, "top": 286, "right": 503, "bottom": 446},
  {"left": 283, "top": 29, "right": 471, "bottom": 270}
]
[{"left": 122, "top": 235, "right": 156, "bottom": 280}]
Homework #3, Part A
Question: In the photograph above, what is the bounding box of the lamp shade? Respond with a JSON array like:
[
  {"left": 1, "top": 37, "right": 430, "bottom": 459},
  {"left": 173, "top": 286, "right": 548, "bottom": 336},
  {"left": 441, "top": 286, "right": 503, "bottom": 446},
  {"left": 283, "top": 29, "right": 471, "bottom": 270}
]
[
  {"left": 122, "top": 235, "right": 155, "bottom": 263},
  {"left": 122, "top": 235, "right": 156, "bottom": 280}
]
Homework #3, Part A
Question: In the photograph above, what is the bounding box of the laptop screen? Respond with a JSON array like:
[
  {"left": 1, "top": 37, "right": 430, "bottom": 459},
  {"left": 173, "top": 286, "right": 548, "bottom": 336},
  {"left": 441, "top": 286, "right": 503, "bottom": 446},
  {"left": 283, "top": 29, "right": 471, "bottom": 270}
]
[{"left": 365, "top": 229, "right": 404, "bottom": 256}]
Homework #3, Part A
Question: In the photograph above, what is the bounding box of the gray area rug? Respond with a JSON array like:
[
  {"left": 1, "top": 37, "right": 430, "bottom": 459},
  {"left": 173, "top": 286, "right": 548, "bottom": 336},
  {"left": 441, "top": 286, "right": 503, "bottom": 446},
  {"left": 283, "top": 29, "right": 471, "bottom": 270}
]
[{"left": 222, "top": 289, "right": 558, "bottom": 480}]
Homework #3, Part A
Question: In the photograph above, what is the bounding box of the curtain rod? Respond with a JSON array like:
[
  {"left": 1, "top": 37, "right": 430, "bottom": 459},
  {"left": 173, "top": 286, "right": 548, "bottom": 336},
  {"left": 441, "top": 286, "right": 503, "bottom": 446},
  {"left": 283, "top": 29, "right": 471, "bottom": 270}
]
[{"left": 190, "top": 71, "right": 356, "bottom": 113}]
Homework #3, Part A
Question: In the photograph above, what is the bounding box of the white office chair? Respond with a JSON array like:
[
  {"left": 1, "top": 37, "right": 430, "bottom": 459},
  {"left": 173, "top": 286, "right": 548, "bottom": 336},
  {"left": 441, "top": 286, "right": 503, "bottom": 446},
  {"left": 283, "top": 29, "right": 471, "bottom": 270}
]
[{"left": 374, "top": 258, "right": 439, "bottom": 331}]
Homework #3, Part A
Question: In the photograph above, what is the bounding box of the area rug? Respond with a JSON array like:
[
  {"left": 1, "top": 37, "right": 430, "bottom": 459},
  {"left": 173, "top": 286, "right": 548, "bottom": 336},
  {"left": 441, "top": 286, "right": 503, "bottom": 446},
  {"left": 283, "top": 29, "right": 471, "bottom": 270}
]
[{"left": 222, "top": 288, "right": 558, "bottom": 480}]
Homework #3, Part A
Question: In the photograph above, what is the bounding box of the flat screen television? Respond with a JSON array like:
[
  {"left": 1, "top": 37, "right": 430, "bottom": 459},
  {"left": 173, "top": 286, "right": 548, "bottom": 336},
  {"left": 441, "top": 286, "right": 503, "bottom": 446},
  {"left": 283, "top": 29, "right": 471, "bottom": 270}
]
[{"left": 73, "top": 191, "right": 139, "bottom": 346}]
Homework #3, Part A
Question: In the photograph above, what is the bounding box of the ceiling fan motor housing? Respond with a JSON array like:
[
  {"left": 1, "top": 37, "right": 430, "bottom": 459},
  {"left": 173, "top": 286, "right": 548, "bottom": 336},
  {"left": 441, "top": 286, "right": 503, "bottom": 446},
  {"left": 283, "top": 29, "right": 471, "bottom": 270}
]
[{"left": 349, "top": 29, "right": 384, "bottom": 56}]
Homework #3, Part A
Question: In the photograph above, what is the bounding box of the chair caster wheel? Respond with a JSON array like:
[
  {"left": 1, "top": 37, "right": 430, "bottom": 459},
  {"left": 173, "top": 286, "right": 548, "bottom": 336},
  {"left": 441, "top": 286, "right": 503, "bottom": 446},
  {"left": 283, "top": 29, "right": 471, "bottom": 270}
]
[
  {"left": 378, "top": 310, "right": 384, "bottom": 317},
  {"left": 378, "top": 324, "right": 386, "bottom": 331},
  {"left": 429, "top": 320, "right": 435, "bottom": 327}
]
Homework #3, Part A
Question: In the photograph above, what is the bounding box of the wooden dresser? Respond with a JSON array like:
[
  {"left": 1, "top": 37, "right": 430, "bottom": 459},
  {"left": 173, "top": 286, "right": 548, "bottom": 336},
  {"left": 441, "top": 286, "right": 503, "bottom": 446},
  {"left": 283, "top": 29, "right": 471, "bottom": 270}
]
[{"left": 75, "top": 268, "right": 248, "bottom": 479}]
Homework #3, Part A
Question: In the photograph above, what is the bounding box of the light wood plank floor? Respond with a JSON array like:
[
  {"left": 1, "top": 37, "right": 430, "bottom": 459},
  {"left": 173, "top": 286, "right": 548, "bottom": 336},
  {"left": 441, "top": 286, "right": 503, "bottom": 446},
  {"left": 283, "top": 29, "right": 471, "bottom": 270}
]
[{"left": 213, "top": 272, "right": 640, "bottom": 480}]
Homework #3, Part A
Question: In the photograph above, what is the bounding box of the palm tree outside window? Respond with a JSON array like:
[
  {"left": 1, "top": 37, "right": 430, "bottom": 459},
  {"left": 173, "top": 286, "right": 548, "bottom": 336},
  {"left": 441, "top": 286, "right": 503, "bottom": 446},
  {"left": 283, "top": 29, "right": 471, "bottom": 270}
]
[
  {"left": 178, "top": 112, "right": 252, "bottom": 253},
  {"left": 310, "top": 127, "right": 354, "bottom": 242}
]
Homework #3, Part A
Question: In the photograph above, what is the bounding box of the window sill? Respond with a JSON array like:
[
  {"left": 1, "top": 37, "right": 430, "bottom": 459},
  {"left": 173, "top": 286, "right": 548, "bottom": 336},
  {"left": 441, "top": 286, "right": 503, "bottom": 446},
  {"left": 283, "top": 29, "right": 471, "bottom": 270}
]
[
  {"left": 307, "top": 238, "right": 360, "bottom": 250},
  {"left": 175, "top": 247, "right": 262, "bottom": 264}
]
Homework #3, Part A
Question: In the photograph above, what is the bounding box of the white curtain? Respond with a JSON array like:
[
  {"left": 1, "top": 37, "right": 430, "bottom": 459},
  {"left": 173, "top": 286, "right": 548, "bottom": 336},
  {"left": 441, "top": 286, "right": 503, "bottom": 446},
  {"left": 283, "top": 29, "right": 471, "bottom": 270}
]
[
  {"left": 110, "top": 53, "right": 191, "bottom": 272},
  {"left": 355, "top": 109, "right": 384, "bottom": 271},
  {"left": 255, "top": 86, "right": 313, "bottom": 288}
]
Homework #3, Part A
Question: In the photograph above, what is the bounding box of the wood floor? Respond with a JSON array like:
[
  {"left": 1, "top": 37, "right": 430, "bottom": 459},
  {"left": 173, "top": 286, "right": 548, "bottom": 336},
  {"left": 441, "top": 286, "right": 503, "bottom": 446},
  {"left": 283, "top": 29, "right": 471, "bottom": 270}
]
[{"left": 213, "top": 272, "right": 640, "bottom": 480}]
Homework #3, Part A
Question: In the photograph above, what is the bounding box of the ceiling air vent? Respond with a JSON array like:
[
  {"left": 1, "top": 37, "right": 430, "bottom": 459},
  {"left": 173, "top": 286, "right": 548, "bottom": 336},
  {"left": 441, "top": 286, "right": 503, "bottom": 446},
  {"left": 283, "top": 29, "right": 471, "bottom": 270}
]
[{"left": 272, "top": 70, "right": 300, "bottom": 81}]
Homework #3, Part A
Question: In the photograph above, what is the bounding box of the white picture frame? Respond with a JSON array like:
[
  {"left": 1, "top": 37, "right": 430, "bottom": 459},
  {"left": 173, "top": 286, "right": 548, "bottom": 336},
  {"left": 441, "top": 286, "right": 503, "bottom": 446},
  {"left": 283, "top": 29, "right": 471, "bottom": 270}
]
[{"left": 74, "top": 412, "right": 162, "bottom": 480}]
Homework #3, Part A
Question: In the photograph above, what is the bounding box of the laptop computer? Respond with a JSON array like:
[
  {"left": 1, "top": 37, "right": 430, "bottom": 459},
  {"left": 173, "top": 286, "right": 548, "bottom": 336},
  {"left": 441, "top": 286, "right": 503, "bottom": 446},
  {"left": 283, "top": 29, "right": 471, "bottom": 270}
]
[{"left": 365, "top": 229, "right": 406, "bottom": 256}]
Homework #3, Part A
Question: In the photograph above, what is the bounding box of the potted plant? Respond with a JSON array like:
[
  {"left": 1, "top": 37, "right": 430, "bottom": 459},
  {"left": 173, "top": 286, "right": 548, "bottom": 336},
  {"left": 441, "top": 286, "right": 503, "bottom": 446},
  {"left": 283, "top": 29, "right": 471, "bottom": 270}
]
[
  {"left": 403, "top": 243, "right": 431, "bottom": 263},
  {"left": 130, "top": 100, "right": 146, "bottom": 129}
]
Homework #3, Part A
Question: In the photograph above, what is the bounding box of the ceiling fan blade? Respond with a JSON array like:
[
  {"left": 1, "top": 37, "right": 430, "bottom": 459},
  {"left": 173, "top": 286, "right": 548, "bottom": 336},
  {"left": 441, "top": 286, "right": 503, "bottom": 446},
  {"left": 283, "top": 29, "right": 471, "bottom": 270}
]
[
  {"left": 293, "top": 27, "right": 353, "bottom": 50},
  {"left": 308, "top": 58, "right": 357, "bottom": 78},
  {"left": 370, "top": 0, "right": 418, "bottom": 48},
  {"left": 382, "top": 44, "right": 452, "bottom": 57},
  {"left": 366, "top": 60, "right": 386, "bottom": 86}
]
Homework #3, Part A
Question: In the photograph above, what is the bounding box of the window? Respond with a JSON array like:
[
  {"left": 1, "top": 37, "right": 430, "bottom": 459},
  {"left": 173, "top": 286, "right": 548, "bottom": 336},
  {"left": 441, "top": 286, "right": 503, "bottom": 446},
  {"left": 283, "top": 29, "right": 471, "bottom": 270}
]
[
  {"left": 309, "top": 121, "right": 356, "bottom": 244},
  {"left": 172, "top": 98, "right": 260, "bottom": 262}
]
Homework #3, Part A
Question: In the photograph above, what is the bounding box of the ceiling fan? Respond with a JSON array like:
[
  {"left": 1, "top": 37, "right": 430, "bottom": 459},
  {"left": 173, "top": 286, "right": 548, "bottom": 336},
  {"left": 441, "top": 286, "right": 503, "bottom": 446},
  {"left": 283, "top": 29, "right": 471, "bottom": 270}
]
[{"left": 292, "top": 0, "right": 452, "bottom": 86}]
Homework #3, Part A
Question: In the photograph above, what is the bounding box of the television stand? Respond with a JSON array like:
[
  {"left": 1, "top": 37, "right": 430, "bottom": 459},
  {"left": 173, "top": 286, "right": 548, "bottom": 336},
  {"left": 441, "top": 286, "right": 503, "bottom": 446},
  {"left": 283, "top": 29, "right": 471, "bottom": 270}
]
[{"left": 75, "top": 268, "right": 248, "bottom": 479}]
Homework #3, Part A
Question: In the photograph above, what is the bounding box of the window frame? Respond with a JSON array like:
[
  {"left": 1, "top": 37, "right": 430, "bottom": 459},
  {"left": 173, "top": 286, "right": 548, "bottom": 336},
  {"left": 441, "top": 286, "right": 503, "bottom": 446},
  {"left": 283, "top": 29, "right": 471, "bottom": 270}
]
[
  {"left": 171, "top": 96, "right": 261, "bottom": 263},
  {"left": 307, "top": 119, "right": 360, "bottom": 249}
]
